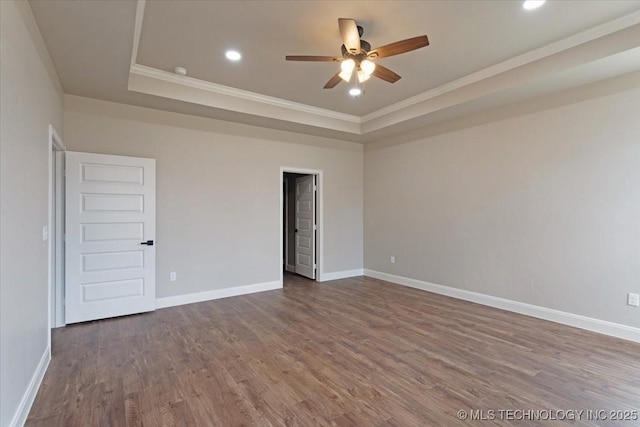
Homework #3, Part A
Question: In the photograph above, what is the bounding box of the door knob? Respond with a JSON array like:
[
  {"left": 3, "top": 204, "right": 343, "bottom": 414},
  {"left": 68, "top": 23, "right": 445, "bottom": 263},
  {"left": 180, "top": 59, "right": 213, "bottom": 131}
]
[{"left": 140, "top": 240, "right": 154, "bottom": 246}]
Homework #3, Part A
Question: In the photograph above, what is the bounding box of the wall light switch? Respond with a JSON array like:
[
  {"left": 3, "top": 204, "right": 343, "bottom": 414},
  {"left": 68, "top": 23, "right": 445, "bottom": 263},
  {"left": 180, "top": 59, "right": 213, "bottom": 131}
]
[
  {"left": 170, "top": 272, "right": 177, "bottom": 282},
  {"left": 390, "top": 256, "right": 395, "bottom": 264},
  {"left": 42, "top": 226, "right": 48, "bottom": 242},
  {"left": 628, "top": 293, "right": 639, "bottom": 307}
]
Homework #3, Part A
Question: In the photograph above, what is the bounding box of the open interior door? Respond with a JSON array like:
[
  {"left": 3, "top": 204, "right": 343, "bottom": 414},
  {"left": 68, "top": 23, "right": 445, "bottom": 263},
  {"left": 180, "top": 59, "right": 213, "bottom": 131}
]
[
  {"left": 65, "top": 152, "right": 156, "bottom": 323},
  {"left": 295, "top": 175, "right": 316, "bottom": 279}
]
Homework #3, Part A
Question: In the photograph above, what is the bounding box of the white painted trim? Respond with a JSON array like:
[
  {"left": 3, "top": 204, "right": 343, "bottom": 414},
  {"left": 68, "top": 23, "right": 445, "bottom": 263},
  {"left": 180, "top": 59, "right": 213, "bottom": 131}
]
[
  {"left": 363, "top": 10, "right": 640, "bottom": 123},
  {"left": 128, "top": 64, "right": 362, "bottom": 130},
  {"left": 48, "top": 125, "right": 65, "bottom": 340},
  {"left": 283, "top": 177, "right": 288, "bottom": 269},
  {"left": 125, "top": 5, "right": 640, "bottom": 137},
  {"left": 285, "top": 264, "right": 296, "bottom": 273},
  {"left": 280, "top": 168, "right": 324, "bottom": 284},
  {"left": 364, "top": 269, "right": 640, "bottom": 344},
  {"left": 135, "top": 0, "right": 373, "bottom": 133},
  {"left": 130, "top": 0, "right": 146, "bottom": 67},
  {"left": 8, "top": 346, "right": 51, "bottom": 427},
  {"left": 130, "top": 63, "right": 360, "bottom": 123},
  {"left": 156, "top": 280, "right": 282, "bottom": 309},
  {"left": 318, "top": 269, "right": 364, "bottom": 282},
  {"left": 49, "top": 125, "right": 64, "bottom": 151},
  {"left": 53, "top": 150, "right": 65, "bottom": 328}
]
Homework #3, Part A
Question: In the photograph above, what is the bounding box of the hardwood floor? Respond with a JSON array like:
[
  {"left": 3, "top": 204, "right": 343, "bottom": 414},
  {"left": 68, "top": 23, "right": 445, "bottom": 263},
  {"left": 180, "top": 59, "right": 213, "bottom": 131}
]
[{"left": 27, "top": 274, "right": 640, "bottom": 426}]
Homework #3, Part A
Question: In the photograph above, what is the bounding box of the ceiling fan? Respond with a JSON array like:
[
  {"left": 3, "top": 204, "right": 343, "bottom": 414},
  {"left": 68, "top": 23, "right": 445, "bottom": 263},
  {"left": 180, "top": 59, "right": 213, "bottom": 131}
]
[{"left": 286, "top": 18, "right": 429, "bottom": 89}]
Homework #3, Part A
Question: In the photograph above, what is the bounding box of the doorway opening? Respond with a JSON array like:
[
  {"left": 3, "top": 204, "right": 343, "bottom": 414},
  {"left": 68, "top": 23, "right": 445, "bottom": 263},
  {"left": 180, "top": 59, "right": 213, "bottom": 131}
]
[{"left": 280, "top": 168, "right": 322, "bottom": 284}]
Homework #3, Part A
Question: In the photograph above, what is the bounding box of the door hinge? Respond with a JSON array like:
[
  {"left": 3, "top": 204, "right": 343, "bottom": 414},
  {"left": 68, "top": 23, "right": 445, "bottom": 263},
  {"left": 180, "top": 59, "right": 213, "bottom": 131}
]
[
  {"left": 313, "top": 264, "right": 317, "bottom": 269},
  {"left": 313, "top": 185, "right": 317, "bottom": 191},
  {"left": 313, "top": 224, "right": 317, "bottom": 230}
]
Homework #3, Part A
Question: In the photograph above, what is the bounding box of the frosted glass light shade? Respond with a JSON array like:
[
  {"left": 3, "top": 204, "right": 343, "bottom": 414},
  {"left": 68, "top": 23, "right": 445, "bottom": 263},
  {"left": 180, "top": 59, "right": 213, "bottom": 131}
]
[
  {"left": 339, "top": 59, "right": 356, "bottom": 82},
  {"left": 357, "top": 69, "right": 371, "bottom": 83},
  {"left": 360, "top": 59, "right": 375, "bottom": 75}
]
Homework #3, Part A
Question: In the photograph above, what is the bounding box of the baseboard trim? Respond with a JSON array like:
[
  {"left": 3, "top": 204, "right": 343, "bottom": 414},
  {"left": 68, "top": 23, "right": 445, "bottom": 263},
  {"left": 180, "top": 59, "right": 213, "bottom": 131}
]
[
  {"left": 156, "top": 280, "right": 282, "bottom": 309},
  {"left": 364, "top": 269, "right": 640, "bottom": 343},
  {"left": 285, "top": 264, "right": 296, "bottom": 273},
  {"left": 319, "top": 269, "right": 364, "bottom": 282},
  {"left": 9, "top": 346, "right": 51, "bottom": 427}
]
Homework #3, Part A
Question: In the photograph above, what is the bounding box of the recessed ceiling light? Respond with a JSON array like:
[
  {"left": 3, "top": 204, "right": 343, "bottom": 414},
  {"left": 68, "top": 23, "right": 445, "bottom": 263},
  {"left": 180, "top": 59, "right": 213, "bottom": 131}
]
[
  {"left": 349, "top": 87, "right": 362, "bottom": 97},
  {"left": 523, "top": 0, "right": 545, "bottom": 10},
  {"left": 173, "top": 66, "right": 187, "bottom": 76},
  {"left": 225, "top": 50, "right": 242, "bottom": 61}
]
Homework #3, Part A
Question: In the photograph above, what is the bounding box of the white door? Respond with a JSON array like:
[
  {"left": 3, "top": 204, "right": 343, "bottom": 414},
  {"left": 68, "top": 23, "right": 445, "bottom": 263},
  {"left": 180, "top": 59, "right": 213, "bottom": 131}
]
[
  {"left": 65, "top": 152, "right": 156, "bottom": 323},
  {"left": 295, "top": 175, "right": 316, "bottom": 279}
]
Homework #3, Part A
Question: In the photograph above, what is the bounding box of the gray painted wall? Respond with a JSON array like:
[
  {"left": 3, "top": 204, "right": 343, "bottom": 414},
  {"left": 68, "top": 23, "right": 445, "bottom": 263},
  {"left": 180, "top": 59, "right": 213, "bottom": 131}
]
[
  {"left": 64, "top": 95, "right": 364, "bottom": 298},
  {"left": 0, "top": 1, "right": 64, "bottom": 425},
  {"left": 365, "top": 85, "right": 640, "bottom": 328}
]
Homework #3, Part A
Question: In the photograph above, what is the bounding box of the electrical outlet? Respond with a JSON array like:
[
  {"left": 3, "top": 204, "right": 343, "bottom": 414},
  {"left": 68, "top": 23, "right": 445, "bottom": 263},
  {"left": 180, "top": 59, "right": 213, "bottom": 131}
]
[
  {"left": 390, "top": 256, "right": 395, "bottom": 264},
  {"left": 170, "top": 272, "right": 177, "bottom": 282},
  {"left": 628, "top": 293, "right": 639, "bottom": 307}
]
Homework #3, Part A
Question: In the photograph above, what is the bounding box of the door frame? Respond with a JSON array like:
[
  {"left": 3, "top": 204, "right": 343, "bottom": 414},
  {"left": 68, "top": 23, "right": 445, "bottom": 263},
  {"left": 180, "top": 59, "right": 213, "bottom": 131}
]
[
  {"left": 280, "top": 167, "right": 323, "bottom": 283},
  {"left": 48, "top": 125, "right": 65, "bottom": 341},
  {"left": 283, "top": 177, "right": 288, "bottom": 271}
]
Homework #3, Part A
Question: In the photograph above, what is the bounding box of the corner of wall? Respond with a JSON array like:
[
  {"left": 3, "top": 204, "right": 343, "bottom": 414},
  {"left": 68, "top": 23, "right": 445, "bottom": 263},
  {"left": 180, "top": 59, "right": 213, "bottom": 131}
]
[
  {"left": 7, "top": 347, "right": 51, "bottom": 427},
  {"left": 17, "top": 0, "right": 64, "bottom": 100}
]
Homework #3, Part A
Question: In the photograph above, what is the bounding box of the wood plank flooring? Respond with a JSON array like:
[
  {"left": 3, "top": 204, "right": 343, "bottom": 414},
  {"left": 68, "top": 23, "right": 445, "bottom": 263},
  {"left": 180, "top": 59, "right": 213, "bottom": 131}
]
[{"left": 27, "top": 274, "right": 640, "bottom": 426}]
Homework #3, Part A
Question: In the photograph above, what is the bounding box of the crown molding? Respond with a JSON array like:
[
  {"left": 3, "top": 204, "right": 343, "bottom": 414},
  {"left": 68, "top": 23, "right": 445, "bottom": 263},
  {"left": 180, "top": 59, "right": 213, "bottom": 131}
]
[
  {"left": 128, "top": 64, "right": 362, "bottom": 133},
  {"left": 130, "top": 64, "right": 361, "bottom": 124},
  {"left": 129, "top": 0, "right": 359, "bottom": 133},
  {"left": 361, "top": 9, "right": 640, "bottom": 124},
  {"left": 129, "top": 1, "right": 640, "bottom": 138},
  {"left": 130, "top": 0, "right": 146, "bottom": 67}
]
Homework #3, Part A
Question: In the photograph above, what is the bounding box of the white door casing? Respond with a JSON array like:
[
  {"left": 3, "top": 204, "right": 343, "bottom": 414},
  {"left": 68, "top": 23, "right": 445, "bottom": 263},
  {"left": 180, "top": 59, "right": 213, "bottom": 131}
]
[
  {"left": 295, "top": 175, "right": 316, "bottom": 279},
  {"left": 65, "top": 152, "right": 156, "bottom": 323},
  {"left": 49, "top": 125, "right": 65, "bottom": 333}
]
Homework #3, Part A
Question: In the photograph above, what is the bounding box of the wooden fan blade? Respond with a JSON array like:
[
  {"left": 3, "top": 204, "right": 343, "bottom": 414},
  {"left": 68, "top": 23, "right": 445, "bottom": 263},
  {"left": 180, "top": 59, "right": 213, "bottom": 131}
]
[
  {"left": 323, "top": 73, "right": 343, "bottom": 89},
  {"left": 368, "top": 35, "right": 429, "bottom": 59},
  {"left": 285, "top": 55, "right": 340, "bottom": 62},
  {"left": 338, "top": 18, "right": 361, "bottom": 54},
  {"left": 372, "top": 64, "right": 401, "bottom": 83}
]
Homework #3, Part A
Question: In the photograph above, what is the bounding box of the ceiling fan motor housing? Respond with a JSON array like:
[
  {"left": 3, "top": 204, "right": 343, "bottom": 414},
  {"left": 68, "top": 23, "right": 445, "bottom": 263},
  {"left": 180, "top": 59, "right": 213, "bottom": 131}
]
[{"left": 341, "top": 40, "right": 372, "bottom": 58}]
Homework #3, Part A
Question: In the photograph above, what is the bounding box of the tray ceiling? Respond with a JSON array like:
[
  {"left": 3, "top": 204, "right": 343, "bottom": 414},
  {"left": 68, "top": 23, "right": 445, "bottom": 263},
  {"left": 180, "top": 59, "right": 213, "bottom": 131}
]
[{"left": 30, "top": 0, "right": 640, "bottom": 142}]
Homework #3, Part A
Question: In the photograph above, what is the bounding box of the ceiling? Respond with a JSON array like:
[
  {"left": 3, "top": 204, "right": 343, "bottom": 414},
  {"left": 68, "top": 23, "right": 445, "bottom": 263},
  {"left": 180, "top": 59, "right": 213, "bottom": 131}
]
[{"left": 30, "top": 0, "right": 640, "bottom": 143}]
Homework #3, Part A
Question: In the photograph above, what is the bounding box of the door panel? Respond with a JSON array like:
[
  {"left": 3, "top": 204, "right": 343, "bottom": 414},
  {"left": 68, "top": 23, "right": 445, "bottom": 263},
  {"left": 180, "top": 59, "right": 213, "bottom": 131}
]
[
  {"left": 82, "top": 251, "right": 144, "bottom": 272},
  {"left": 65, "top": 152, "right": 156, "bottom": 324},
  {"left": 295, "top": 175, "right": 316, "bottom": 279},
  {"left": 82, "top": 194, "right": 144, "bottom": 212}
]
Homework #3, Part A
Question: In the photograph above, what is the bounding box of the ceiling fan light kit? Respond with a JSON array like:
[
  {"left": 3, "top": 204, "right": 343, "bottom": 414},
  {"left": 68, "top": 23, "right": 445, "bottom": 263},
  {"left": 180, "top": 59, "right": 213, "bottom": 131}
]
[
  {"left": 356, "top": 69, "right": 369, "bottom": 83},
  {"left": 339, "top": 58, "right": 356, "bottom": 81},
  {"left": 360, "top": 59, "right": 375, "bottom": 75},
  {"left": 286, "top": 18, "right": 429, "bottom": 94},
  {"left": 338, "top": 57, "right": 375, "bottom": 83}
]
